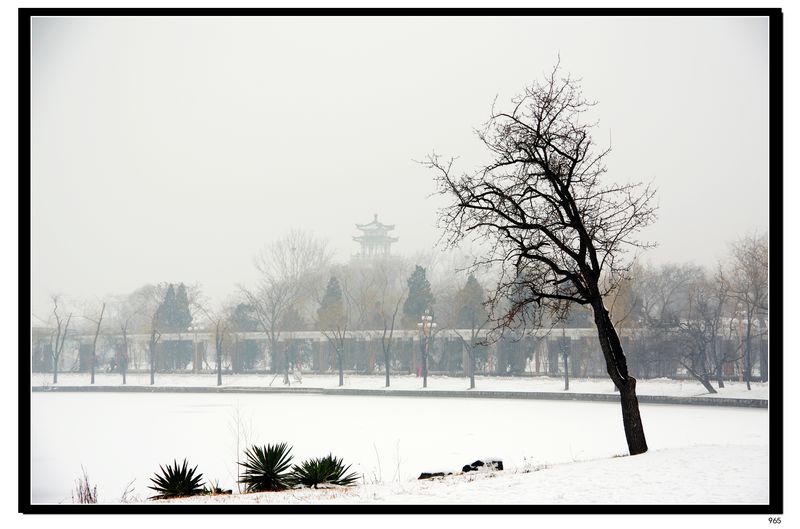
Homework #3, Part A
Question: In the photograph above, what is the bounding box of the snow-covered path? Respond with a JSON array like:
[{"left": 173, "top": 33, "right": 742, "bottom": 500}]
[{"left": 33, "top": 372, "right": 770, "bottom": 401}]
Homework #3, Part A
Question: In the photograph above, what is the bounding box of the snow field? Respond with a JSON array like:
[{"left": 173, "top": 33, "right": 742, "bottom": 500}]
[{"left": 30, "top": 391, "right": 768, "bottom": 504}]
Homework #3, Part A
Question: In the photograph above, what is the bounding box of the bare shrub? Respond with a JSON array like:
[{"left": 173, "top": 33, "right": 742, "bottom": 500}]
[{"left": 72, "top": 466, "right": 98, "bottom": 504}]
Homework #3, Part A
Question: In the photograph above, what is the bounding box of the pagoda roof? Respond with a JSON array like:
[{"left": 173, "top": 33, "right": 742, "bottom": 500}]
[{"left": 355, "top": 213, "right": 395, "bottom": 231}]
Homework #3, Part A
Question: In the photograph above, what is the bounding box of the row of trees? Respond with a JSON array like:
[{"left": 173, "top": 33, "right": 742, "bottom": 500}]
[
  {"left": 35, "top": 231, "right": 766, "bottom": 393},
  {"left": 609, "top": 233, "right": 769, "bottom": 392},
  {"left": 34, "top": 236, "right": 494, "bottom": 390}
]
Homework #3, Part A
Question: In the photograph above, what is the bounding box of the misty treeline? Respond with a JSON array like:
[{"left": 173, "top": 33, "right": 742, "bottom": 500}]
[
  {"left": 569, "top": 232, "right": 769, "bottom": 392},
  {"left": 31, "top": 231, "right": 497, "bottom": 387},
  {"left": 32, "top": 230, "right": 767, "bottom": 390}
]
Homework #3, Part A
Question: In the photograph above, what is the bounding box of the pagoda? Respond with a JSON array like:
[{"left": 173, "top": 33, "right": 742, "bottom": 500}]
[{"left": 353, "top": 214, "right": 398, "bottom": 257}]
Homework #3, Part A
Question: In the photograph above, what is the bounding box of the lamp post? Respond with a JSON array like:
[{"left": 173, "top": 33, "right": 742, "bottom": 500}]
[{"left": 417, "top": 309, "right": 436, "bottom": 388}]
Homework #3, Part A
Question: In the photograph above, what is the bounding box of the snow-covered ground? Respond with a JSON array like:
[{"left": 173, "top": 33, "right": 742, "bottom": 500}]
[
  {"left": 30, "top": 391, "right": 768, "bottom": 505},
  {"left": 158, "top": 445, "right": 768, "bottom": 505},
  {"left": 33, "top": 372, "right": 770, "bottom": 400}
]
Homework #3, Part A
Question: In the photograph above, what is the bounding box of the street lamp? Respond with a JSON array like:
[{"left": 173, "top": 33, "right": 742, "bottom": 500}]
[{"left": 417, "top": 309, "right": 437, "bottom": 388}]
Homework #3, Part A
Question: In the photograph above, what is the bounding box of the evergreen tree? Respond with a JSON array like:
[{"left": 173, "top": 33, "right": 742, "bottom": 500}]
[
  {"left": 154, "top": 283, "right": 193, "bottom": 370},
  {"left": 317, "top": 277, "right": 346, "bottom": 330},
  {"left": 155, "top": 283, "right": 193, "bottom": 332},
  {"left": 230, "top": 303, "right": 260, "bottom": 332},
  {"left": 456, "top": 274, "right": 487, "bottom": 329},
  {"left": 174, "top": 283, "right": 193, "bottom": 331},
  {"left": 156, "top": 284, "right": 177, "bottom": 331},
  {"left": 402, "top": 265, "right": 435, "bottom": 327}
]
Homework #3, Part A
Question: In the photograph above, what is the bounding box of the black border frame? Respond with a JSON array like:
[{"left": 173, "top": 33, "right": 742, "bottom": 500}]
[{"left": 18, "top": 7, "right": 784, "bottom": 515}]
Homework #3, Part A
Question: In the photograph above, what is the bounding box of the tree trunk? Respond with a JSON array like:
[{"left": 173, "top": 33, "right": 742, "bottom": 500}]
[
  {"left": 715, "top": 362, "right": 725, "bottom": 388},
  {"left": 744, "top": 314, "right": 752, "bottom": 390},
  {"left": 216, "top": 336, "right": 223, "bottom": 387},
  {"left": 121, "top": 337, "right": 128, "bottom": 385},
  {"left": 469, "top": 349, "right": 475, "bottom": 390},
  {"left": 682, "top": 363, "right": 718, "bottom": 394},
  {"left": 337, "top": 347, "right": 344, "bottom": 387},
  {"left": 90, "top": 303, "right": 105, "bottom": 385},
  {"left": 563, "top": 350, "right": 569, "bottom": 391},
  {"left": 619, "top": 378, "right": 648, "bottom": 455},
  {"left": 149, "top": 342, "right": 156, "bottom": 385},
  {"left": 591, "top": 301, "right": 648, "bottom": 455},
  {"left": 384, "top": 349, "right": 390, "bottom": 387},
  {"left": 283, "top": 345, "right": 291, "bottom": 386},
  {"left": 700, "top": 376, "right": 717, "bottom": 394},
  {"left": 52, "top": 363, "right": 58, "bottom": 384}
]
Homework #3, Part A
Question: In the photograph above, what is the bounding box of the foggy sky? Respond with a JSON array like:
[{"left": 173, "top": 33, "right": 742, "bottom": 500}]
[{"left": 30, "top": 15, "right": 770, "bottom": 317}]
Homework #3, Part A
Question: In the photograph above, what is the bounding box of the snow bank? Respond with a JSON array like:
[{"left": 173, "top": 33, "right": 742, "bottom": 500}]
[{"left": 32, "top": 372, "right": 770, "bottom": 401}]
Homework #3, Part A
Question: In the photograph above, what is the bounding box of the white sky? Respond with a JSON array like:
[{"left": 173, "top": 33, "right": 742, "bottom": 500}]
[{"left": 29, "top": 15, "right": 770, "bottom": 316}]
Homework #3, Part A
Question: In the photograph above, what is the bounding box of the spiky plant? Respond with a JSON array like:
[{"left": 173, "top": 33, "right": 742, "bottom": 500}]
[
  {"left": 148, "top": 459, "right": 205, "bottom": 500},
  {"left": 238, "top": 442, "right": 294, "bottom": 492},
  {"left": 291, "top": 454, "right": 359, "bottom": 488}
]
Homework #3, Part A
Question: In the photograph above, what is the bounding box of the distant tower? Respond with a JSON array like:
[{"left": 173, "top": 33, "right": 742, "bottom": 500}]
[{"left": 353, "top": 214, "right": 398, "bottom": 257}]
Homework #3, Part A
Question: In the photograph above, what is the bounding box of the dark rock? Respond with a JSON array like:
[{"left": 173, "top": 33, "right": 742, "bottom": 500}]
[
  {"left": 418, "top": 472, "right": 451, "bottom": 480},
  {"left": 464, "top": 459, "right": 504, "bottom": 472}
]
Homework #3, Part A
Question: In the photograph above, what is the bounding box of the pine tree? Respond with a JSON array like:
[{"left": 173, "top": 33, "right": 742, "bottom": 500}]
[
  {"left": 318, "top": 277, "right": 346, "bottom": 330},
  {"left": 154, "top": 283, "right": 193, "bottom": 370},
  {"left": 174, "top": 283, "right": 193, "bottom": 331},
  {"left": 402, "top": 265, "right": 435, "bottom": 328},
  {"left": 456, "top": 274, "right": 487, "bottom": 329},
  {"left": 156, "top": 284, "right": 177, "bottom": 331}
]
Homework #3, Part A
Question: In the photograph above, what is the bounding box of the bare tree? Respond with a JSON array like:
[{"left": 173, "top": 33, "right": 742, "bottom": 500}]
[
  {"left": 48, "top": 295, "right": 72, "bottom": 384},
  {"left": 82, "top": 302, "right": 106, "bottom": 384},
  {"left": 148, "top": 312, "right": 161, "bottom": 386},
  {"left": 637, "top": 263, "right": 702, "bottom": 329},
  {"left": 426, "top": 64, "right": 656, "bottom": 455},
  {"left": 453, "top": 274, "right": 489, "bottom": 390},
  {"left": 114, "top": 303, "right": 140, "bottom": 385},
  {"left": 199, "top": 303, "right": 232, "bottom": 387},
  {"left": 318, "top": 275, "right": 349, "bottom": 387},
  {"left": 244, "top": 230, "right": 332, "bottom": 385},
  {"left": 127, "top": 283, "right": 169, "bottom": 386},
  {"left": 726, "top": 232, "right": 769, "bottom": 389},
  {"left": 632, "top": 263, "right": 704, "bottom": 379},
  {"left": 376, "top": 261, "right": 405, "bottom": 387},
  {"left": 675, "top": 270, "right": 733, "bottom": 393}
]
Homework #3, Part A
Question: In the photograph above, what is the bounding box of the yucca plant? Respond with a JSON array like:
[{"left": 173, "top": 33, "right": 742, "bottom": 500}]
[
  {"left": 239, "top": 442, "right": 294, "bottom": 492},
  {"left": 148, "top": 459, "right": 205, "bottom": 500},
  {"left": 291, "top": 454, "right": 359, "bottom": 488}
]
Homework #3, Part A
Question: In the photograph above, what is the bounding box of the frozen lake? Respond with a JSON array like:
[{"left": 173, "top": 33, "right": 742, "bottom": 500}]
[{"left": 30, "top": 392, "right": 769, "bottom": 504}]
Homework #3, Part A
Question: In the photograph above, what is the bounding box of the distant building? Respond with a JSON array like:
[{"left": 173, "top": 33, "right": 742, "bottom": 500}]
[{"left": 353, "top": 214, "right": 398, "bottom": 257}]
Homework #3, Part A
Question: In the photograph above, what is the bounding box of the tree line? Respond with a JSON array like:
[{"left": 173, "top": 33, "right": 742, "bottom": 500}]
[{"left": 33, "top": 230, "right": 766, "bottom": 392}]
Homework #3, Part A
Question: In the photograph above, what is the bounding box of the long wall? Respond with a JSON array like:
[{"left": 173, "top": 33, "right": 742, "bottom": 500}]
[{"left": 31, "top": 327, "right": 769, "bottom": 382}]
